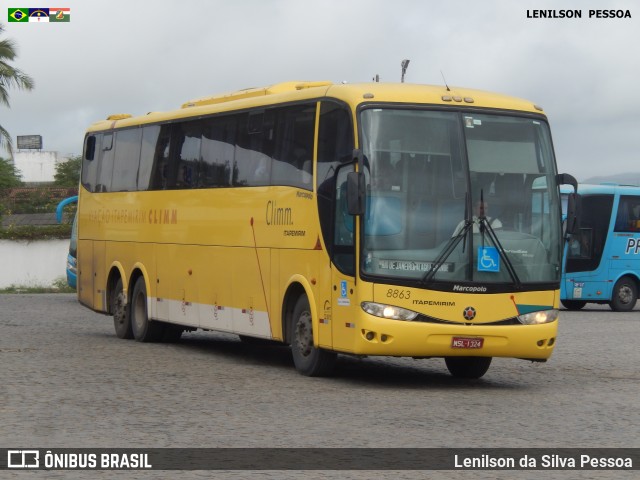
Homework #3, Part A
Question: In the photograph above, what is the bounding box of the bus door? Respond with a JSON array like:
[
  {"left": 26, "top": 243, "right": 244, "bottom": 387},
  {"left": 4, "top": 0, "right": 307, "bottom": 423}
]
[
  {"left": 329, "top": 165, "right": 359, "bottom": 352},
  {"left": 563, "top": 194, "right": 613, "bottom": 301}
]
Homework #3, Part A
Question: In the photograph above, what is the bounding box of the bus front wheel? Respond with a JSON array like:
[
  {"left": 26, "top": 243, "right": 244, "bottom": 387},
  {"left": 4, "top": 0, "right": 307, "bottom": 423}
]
[
  {"left": 290, "top": 295, "right": 337, "bottom": 377},
  {"left": 610, "top": 276, "right": 638, "bottom": 312},
  {"left": 130, "top": 277, "right": 165, "bottom": 342},
  {"left": 111, "top": 278, "right": 132, "bottom": 339},
  {"left": 444, "top": 356, "right": 492, "bottom": 379}
]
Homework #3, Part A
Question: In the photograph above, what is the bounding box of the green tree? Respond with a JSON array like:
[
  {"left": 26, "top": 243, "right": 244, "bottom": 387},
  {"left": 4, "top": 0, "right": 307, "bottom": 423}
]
[
  {"left": 0, "top": 156, "right": 22, "bottom": 188},
  {"left": 54, "top": 155, "right": 81, "bottom": 187},
  {"left": 1, "top": 23, "right": 35, "bottom": 155}
]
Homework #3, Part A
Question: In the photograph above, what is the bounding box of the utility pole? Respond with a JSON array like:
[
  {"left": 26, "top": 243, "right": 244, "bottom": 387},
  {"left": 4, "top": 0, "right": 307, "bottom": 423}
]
[{"left": 401, "top": 59, "right": 410, "bottom": 83}]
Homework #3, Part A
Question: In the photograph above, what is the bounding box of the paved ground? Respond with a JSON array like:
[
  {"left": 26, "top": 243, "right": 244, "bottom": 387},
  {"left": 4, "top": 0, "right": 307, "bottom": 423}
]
[{"left": 1, "top": 294, "right": 638, "bottom": 479}]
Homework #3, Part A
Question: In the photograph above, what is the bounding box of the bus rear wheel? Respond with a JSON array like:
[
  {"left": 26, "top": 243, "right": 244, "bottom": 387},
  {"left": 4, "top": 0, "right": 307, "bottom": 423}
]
[
  {"left": 130, "top": 277, "right": 165, "bottom": 342},
  {"left": 444, "top": 356, "right": 492, "bottom": 379},
  {"left": 111, "top": 278, "right": 132, "bottom": 339},
  {"left": 290, "top": 295, "right": 337, "bottom": 377},
  {"left": 609, "top": 276, "right": 638, "bottom": 312},
  {"left": 561, "top": 300, "right": 587, "bottom": 310}
]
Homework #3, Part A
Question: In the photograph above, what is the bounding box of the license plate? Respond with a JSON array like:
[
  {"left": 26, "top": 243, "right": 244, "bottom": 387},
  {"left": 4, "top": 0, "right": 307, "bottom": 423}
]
[{"left": 451, "top": 337, "right": 484, "bottom": 349}]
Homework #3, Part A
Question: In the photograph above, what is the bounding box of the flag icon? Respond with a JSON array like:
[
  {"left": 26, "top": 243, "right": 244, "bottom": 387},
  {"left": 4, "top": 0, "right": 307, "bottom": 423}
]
[
  {"left": 28, "top": 8, "right": 49, "bottom": 22},
  {"left": 50, "top": 7, "right": 70, "bottom": 22},
  {"left": 8, "top": 8, "right": 29, "bottom": 22}
]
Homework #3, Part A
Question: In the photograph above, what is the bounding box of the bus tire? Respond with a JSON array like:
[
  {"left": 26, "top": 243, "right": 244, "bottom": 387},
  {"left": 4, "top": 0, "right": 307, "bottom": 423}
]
[
  {"left": 111, "top": 278, "right": 132, "bottom": 339},
  {"left": 130, "top": 277, "right": 165, "bottom": 342},
  {"left": 609, "top": 276, "right": 638, "bottom": 312},
  {"left": 290, "top": 295, "right": 337, "bottom": 377},
  {"left": 561, "top": 300, "right": 587, "bottom": 310},
  {"left": 444, "top": 356, "right": 492, "bottom": 379}
]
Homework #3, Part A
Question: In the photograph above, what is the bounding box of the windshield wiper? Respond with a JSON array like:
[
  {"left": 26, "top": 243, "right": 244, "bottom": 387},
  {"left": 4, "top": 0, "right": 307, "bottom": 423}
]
[
  {"left": 477, "top": 209, "right": 522, "bottom": 289},
  {"left": 421, "top": 219, "right": 472, "bottom": 284}
]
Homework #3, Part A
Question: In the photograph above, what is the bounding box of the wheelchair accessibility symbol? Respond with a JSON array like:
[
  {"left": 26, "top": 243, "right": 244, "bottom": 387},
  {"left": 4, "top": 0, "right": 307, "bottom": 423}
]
[{"left": 477, "top": 246, "right": 500, "bottom": 272}]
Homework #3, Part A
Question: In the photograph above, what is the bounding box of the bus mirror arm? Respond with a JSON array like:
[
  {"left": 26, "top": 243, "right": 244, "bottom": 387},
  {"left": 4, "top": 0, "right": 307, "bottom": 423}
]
[
  {"left": 557, "top": 173, "right": 580, "bottom": 236},
  {"left": 564, "top": 192, "right": 581, "bottom": 236},
  {"left": 347, "top": 171, "right": 366, "bottom": 215},
  {"left": 346, "top": 149, "right": 366, "bottom": 215}
]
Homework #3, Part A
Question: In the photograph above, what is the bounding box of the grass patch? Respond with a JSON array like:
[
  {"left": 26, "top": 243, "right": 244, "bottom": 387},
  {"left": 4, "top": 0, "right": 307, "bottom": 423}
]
[
  {"left": 0, "top": 277, "right": 75, "bottom": 294},
  {"left": 0, "top": 224, "right": 72, "bottom": 241}
]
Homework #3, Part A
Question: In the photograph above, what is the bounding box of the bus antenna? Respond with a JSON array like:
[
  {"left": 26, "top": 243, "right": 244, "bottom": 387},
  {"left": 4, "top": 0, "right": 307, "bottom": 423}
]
[{"left": 440, "top": 70, "right": 451, "bottom": 91}]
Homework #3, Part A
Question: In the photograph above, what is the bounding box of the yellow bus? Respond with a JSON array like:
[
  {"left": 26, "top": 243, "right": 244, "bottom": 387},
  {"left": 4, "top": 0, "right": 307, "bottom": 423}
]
[{"left": 78, "top": 81, "right": 578, "bottom": 379}]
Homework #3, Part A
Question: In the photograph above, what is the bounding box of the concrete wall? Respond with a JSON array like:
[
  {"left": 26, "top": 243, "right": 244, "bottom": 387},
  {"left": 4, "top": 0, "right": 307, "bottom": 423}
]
[
  {"left": 13, "top": 151, "right": 68, "bottom": 183},
  {"left": 0, "top": 239, "right": 69, "bottom": 288}
]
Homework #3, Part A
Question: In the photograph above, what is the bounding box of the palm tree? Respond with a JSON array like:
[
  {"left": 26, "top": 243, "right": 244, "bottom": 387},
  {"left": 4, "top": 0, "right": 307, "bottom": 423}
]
[{"left": 0, "top": 23, "right": 35, "bottom": 156}]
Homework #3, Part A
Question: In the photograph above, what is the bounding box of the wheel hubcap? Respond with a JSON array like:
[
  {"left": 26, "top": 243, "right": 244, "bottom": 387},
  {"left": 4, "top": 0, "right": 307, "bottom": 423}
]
[
  {"left": 295, "top": 311, "right": 313, "bottom": 357},
  {"left": 618, "top": 285, "right": 633, "bottom": 305},
  {"left": 133, "top": 292, "right": 145, "bottom": 331},
  {"left": 114, "top": 291, "right": 126, "bottom": 326}
]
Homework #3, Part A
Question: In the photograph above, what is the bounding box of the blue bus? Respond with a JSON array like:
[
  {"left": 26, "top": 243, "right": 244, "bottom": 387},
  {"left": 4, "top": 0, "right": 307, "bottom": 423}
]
[
  {"left": 561, "top": 184, "right": 640, "bottom": 311},
  {"left": 56, "top": 195, "right": 78, "bottom": 289}
]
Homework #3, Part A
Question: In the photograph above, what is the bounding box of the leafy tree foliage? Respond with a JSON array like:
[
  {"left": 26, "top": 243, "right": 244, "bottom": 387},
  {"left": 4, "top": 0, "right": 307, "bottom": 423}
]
[
  {"left": 54, "top": 155, "right": 81, "bottom": 187},
  {"left": 1, "top": 23, "right": 35, "bottom": 155},
  {"left": 0, "top": 156, "right": 22, "bottom": 189}
]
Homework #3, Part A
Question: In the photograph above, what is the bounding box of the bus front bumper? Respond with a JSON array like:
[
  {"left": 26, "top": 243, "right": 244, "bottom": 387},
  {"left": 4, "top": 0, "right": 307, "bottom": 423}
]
[{"left": 346, "top": 314, "right": 558, "bottom": 360}]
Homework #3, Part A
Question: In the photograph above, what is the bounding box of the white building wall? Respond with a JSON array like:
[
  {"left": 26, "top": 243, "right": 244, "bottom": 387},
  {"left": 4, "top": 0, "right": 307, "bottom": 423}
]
[
  {"left": 0, "top": 240, "right": 68, "bottom": 288},
  {"left": 13, "top": 151, "right": 68, "bottom": 183}
]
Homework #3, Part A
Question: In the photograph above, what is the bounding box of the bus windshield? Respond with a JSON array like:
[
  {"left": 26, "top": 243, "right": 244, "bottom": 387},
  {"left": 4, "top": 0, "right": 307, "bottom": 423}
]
[{"left": 359, "top": 108, "right": 562, "bottom": 286}]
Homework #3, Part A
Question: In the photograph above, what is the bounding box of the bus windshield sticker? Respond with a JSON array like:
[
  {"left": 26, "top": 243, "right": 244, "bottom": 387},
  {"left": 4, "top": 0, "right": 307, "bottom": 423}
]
[
  {"left": 378, "top": 259, "right": 453, "bottom": 273},
  {"left": 477, "top": 246, "right": 500, "bottom": 273},
  {"left": 337, "top": 280, "right": 350, "bottom": 306}
]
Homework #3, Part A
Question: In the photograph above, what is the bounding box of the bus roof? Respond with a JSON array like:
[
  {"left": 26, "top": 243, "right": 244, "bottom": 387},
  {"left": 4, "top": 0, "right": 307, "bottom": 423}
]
[
  {"left": 561, "top": 183, "right": 640, "bottom": 196},
  {"left": 87, "top": 81, "right": 546, "bottom": 132}
]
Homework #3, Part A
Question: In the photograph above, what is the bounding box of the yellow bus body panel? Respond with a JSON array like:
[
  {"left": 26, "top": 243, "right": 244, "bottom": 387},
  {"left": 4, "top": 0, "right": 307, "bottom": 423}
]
[{"left": 78, "top": 81, "right": 558, "bottom": 362}]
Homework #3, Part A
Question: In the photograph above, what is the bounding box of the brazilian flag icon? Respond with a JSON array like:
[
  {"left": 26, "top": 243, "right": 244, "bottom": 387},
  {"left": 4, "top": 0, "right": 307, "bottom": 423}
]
[{"left": 8, "top": 8, "right": 29, "bottom": 22}]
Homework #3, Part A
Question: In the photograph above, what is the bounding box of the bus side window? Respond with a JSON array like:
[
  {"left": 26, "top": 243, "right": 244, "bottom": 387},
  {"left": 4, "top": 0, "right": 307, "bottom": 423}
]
[
  {"left": 271, "top": 104, "right": 316, "bottom": 190},
  {"left": 112, "top": 128, "right": 142, "bottom": 192},
  {"left": 615, "top": 196, "right": 640, "bottom": 232},
  {"left": 138, "top": 125, "right": 161, "bottom": 190},
  {"left": 175, "top": 120, "right": 202, "bottom": 189},
  {"left": 96, "top": 133, "right": 114, "bottom": 192},
  {"left": 200, "top": 116, "right": 236, "bottom": 188},
  {"left": 81, "top": 134, "right": 100, "bottom": 192},
  {"left": 333, "top": 166, "right": 356, "bottom": 275},
  {"left": 150, "top": 126, "right": 173, "bottom": 190}
]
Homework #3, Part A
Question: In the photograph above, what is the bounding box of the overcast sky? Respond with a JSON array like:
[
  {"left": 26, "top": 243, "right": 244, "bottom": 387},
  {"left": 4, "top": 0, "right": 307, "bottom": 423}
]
[{"left": 2, "top": 0, "right": 638, "bottom": 181}]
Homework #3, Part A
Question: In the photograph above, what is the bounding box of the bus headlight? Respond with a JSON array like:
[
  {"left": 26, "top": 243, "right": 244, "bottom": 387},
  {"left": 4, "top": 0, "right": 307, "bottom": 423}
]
[
  {"left": 517, "top": 309, "right": 559, "bottom": 325},
  {"left": 361, "top": 302, "right": 419, "bottom": 321}
]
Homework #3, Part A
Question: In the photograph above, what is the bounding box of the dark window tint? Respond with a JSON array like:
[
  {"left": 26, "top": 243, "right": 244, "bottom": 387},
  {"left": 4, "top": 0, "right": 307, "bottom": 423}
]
[
  {"left": 138, "top": 125, "right": 160, "bottom": 190},
  {"left": 96, "top": 133, "right": 114, "bottom": 192},
  {"left": 565, "top": 194, "right": 613, "bottom": 273},
  {"left": 271, "top": 104, "right": 315, "bottom": 190},
  {"left": 317, "top": 102, "right": 354, "bottom": 265},
  {"left": 317, "top": 102, "right": 353, "bottom": 188},
  {"left": 614, "top": 195, "right": 640, "bottom": 232},
  {"left": 200, "top": 115, "right": 236, "bottom": 188},
  {"left": 112, "top": 128, "right": 142, "bottom": 192},
  {"left": 234, "top": 112, "right": 272, "bottom": 186},
  {"left": 175, "top": 121, "right": 201, "bottom": 189},
  {"left": 150, "top": 126, "right": 173, "bottom": 190},
  {"left": 81, "top": 134, "right": 101, "bottom": 192}
]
